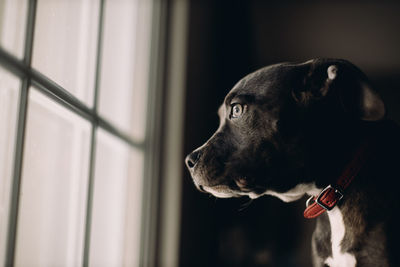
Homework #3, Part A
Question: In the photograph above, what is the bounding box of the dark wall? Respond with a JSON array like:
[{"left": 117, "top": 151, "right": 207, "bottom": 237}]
[{"left": 180, "top": 1, "right": 400, "bottom": 266}]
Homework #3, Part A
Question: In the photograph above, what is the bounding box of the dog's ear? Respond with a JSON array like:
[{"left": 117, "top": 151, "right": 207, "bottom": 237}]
[{"left": 292, "top": 63, "right": 385, "bottom": 121}]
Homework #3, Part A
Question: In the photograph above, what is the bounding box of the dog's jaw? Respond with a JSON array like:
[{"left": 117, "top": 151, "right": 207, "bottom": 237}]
[
  {"left": 202, "top": 182, "right": 321, "bottom": 202},
  {"left": 256, "top": 182, "right": 320, "bottom": 202},
  {"left": 202, "top": 185, "right": 239, "bottom": 198},
  {"left": 201, "top": 184, "right": 258, "bottom": 199}
]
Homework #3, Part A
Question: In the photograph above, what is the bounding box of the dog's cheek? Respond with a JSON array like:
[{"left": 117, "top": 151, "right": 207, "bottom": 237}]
[
  {"left": 243, "top": 136, "right": 307, "bottom": 192},
  {"left": 231, "top": 140, "right": 277, "bottom": 178}
]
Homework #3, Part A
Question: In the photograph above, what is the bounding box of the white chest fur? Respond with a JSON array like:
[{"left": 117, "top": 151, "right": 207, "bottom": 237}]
[{"left": 324, "top": 207, "right": 356, "bottom": 267}]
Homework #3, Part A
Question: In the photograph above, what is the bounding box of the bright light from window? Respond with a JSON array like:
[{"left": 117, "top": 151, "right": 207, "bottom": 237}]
[
  {"left": 15, "top": 89, "right": 91, "bottom": 266},
  {"left": 89, "top": 128, "right": 143, "bottom": 266},
  {"left": 0, "top": 0, "right": 28, "bottom": 59},
  {"left": 32, "top": 0, "right": 100, "bottom": 106},
  {"left": 98, "top": 0, "right": 152, "bottom": 141}
]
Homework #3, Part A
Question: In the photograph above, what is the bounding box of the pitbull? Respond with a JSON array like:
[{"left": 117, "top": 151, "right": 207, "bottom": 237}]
[{"left": 185, "top": 59, "right": 400, "bottom": 267}]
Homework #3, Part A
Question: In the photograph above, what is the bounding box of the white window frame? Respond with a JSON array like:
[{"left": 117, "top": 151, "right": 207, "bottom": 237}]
[{"left": 0, "top": 0, "right": 188, "bottom": 266}]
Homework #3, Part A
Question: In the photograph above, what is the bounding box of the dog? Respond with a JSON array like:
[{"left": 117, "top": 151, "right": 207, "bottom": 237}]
[{"left": 185, "top": 58, "right": 400, "bottom": 267}]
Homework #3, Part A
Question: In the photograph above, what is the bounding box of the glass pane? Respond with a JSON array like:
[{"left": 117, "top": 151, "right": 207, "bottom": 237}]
[
  {"left": 98, "top": 1, "right": 152, "bottom": 141},
  {"left": 15, "top": 88, "right": 91, "bottom": 266},
  {"left": 0, "top": 0, "right": 28, "bottom": 58},
  {"left": 32, "top": 0, "right": 100, "bottom": 106},
  {"left": 89, "top": 129, "right": 143, "bottom": 266},
  {"left": 0, "top": 66, "right": 20, "bottom": 265}
]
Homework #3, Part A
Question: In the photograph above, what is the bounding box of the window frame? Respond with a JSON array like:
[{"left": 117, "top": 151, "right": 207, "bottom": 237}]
[{"left": 0, "top": 0, "right": 169, "bottom": 266}]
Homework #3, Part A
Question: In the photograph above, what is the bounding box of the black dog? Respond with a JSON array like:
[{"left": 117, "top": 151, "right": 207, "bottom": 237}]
[{"left": 185, "top": 59, "right": 400, "bottom": 267}]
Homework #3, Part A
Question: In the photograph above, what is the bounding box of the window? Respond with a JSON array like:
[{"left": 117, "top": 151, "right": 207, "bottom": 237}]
[{"left": 0, "top": 0, "right": 169, "bottom": 266}]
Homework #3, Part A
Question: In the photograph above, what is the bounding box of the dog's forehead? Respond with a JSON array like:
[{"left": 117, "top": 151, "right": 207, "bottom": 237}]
[{"left": 224, "top": 62, "right": 309, "bottom": 104}]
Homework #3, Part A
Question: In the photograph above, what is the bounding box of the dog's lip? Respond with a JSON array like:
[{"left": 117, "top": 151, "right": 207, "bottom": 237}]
[
  {"left": 234, "top": 178, "right": 253, "bottom": 192},
  {"left": 205, "top": 184, "right": 231, "bottom": 191},
  {"left": 202, "top": 185, "right": 241, "bottom": 198},
  {"left": 191, "top": 173, "right": 258, "bottom": 196},
  {"left": 201, "top": 183, "right": 260, "bottom": 198},
  {"left": 193, "top": 181, "right": 207, "bottom": 193}
]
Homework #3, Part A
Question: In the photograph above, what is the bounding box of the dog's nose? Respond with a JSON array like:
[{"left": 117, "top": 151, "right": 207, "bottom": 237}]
[{"left": 185, "top": 150, "right": 201, "bottom": 169}]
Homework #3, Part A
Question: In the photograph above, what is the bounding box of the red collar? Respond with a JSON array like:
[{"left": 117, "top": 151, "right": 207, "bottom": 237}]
[{"left": 303, "top": 138, "right": 373, "bottom": 219}]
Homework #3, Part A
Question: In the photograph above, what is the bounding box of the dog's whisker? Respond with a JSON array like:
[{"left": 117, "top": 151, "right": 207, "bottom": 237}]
[{"left": 238, "top": 198, "right": 253, "bottom": 211}]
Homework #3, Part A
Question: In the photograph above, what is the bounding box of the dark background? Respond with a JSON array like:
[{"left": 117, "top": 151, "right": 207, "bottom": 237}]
[{"left": 180, "top": 1, "right": 400, "bottom": 266}]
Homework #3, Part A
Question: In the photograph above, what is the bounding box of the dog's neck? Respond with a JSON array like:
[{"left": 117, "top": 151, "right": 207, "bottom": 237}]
[
  {"left": 304, "top": 135, "right": 373, "bottom": 219},
  {"left": 306, "top": 120, "right": 378, "bottom": 187}
]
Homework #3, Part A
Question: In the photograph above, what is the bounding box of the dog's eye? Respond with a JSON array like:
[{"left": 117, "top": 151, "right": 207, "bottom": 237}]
[{"left": 231, "top": 103, "right": 243, "bottom": 118}]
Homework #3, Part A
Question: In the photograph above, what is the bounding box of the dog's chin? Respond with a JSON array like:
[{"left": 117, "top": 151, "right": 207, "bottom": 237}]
[
  {"left": 202, "top": 185, "right": 238, "bottom": 198},
  {"left": 191, "top": 175, "right": 268, "bottom": 199},
  {"left": 201, "top": 185, "right": 263, "bottom": 199},
  {"left": 201, "top": 182, "right": 321, "bottom": 202}
]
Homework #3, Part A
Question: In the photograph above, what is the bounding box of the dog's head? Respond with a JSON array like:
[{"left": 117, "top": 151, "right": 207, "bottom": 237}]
[{"left": 185, "top": 59, "right": 385, "bottom": 201}]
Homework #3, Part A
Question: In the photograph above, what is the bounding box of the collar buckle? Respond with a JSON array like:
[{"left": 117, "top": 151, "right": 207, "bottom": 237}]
[{"left": 316, "top": 184, "right": 344, "bottom": 211}]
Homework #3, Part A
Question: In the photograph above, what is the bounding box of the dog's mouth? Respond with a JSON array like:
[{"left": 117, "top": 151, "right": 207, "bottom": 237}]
[
  {"left": 195, "top": 177, "right": 265, "bottom": 199},
  {"left": 203, "top": 185, "right": 264, "bottom": 199},
  {"left": 234, "top": 177, "right": 253, "bottom": 191},
  {"left": 199, "top": 180, "right": 320, "bottom": 202},
  {"left": 201, "top": 185, "right": 239, "bottom": 198}
]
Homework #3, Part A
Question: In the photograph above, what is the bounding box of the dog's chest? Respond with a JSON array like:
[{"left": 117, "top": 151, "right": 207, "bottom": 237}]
[{"left": 324, "top": 207, "right": 356, "bottom": 267}]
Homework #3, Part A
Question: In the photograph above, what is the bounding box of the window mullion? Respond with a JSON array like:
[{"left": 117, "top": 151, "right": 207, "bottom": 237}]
[
  {"left": 22, "top": 0, "right": 37, "bottom": 67},
  {"left": 5, "top": 0, "right": 37, "bottom": 265},
  {"left": 82, "top": 0, "right": 105, "bottom": 266}
]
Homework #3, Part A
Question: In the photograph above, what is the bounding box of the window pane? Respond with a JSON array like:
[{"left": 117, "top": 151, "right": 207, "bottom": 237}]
[
  {"left": 0, "top": 0, "right": 28, "bottom": 58},
  {"left": 32, "top": 0, "right": 100, "bottom": 106},
  {"left": 98, "top": 1, "right": 152, "bottom": 141},
  {"left": 15, "top": 89, "right": 91, "bottom": 266},
  {"left": 89, "top": 129, "right": 143, "bottom": 266},
  {"left": 0, "top": 66, "right": 20, "bottom": 264}
]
